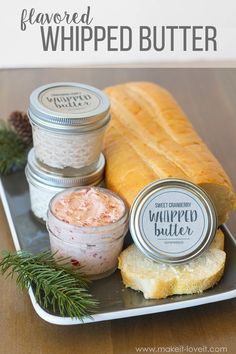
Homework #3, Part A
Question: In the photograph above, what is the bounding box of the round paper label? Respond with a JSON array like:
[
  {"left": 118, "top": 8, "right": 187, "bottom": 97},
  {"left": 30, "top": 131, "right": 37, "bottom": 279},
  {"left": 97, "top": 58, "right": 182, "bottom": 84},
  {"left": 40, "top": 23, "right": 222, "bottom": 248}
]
[
  {"left": 139, "top": 187, "right": 209, "bottom": 258},
  {"left": 39, "top": 86, "right": 101, "bottom": 114}
]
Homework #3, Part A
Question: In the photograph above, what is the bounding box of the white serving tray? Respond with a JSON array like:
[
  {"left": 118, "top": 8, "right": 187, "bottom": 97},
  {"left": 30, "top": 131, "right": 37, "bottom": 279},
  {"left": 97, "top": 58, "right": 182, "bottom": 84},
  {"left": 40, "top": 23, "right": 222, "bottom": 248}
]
[{"left": 0, "top": 172, "right": 236, "bottom": 325}]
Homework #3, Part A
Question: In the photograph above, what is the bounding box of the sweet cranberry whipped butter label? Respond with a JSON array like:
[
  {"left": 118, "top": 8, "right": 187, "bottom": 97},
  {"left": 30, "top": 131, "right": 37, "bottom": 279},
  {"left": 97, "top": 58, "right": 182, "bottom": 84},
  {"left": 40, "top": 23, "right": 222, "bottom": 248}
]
[
  {"left": 39, "top": 85, "right": 101, "bottom": 114},
  {"left": 130, "top": 178, "right": 217, "bottom": 264}
]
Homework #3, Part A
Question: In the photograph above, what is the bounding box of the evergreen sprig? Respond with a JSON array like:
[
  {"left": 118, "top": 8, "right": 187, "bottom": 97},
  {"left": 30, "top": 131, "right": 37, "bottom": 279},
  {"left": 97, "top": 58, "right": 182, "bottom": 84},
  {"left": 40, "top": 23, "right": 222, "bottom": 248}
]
[
  {"left": 0, "top": 250, "right": 98, "bottom": 320},
  {"left": 0, "top": 122, "right": 29, "bottom": 174}
]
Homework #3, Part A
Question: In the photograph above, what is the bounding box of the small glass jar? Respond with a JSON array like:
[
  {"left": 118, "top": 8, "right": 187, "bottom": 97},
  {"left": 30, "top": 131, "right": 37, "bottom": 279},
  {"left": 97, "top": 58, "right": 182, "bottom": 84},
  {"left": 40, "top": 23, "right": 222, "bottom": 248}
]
[
  {"left": 25, "top": 149, "right": 105, "bottom": 223},
  {"left": 28, "top": 82, "right": 110, "bottom": 175},
  {"left": 47, "top": 187, "right": 129, "bottom": 280}
]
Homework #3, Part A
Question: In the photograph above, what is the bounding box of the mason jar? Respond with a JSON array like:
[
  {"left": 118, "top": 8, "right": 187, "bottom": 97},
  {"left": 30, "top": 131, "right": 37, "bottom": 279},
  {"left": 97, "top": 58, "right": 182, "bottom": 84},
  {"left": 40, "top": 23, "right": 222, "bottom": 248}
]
[
  {"left": 47, "top": 187, "right": 129, "bottom": 280},
  {"left": 28, "top": 82, "right": 110, "bottom": 175},
  {"left": 25, "top": 149, "right": 105, "bottom": 223}
]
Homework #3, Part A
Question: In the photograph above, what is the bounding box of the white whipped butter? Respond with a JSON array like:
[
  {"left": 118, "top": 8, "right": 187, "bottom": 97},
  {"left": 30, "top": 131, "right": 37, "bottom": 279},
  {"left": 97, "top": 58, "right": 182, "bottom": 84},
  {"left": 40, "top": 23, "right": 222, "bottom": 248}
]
[
  {"left": 28, "top": 82, "right": 110, "bottom": 173},
  {"left": 47, "top": 187, "right": 128, "bottom": 279}
]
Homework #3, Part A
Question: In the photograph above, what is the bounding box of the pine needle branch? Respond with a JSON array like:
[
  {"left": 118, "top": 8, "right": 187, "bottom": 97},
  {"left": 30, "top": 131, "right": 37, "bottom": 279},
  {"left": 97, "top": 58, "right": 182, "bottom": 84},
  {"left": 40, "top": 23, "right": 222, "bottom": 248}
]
[
  {"left": 0, "top": 250, "right": 99, "bottom": 320},
  {"left": 0, "top": 121, "right": 30, "bottom": 174}
]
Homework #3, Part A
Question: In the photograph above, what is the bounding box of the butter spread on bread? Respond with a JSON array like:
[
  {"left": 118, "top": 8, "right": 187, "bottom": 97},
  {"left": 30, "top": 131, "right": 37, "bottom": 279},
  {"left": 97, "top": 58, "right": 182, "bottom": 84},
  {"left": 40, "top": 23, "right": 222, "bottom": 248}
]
[{"left": 118, "top": 230, "right": 225, "bottom": 299}]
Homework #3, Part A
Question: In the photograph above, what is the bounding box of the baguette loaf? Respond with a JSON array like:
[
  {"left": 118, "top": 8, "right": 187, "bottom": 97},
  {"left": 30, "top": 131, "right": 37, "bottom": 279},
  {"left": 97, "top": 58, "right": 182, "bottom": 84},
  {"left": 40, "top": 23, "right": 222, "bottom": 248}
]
[
  {"left": 118, "top": 230, "right": 225, "bottom": 299},
  {"left": 104, "top": 82, "right": 236, "bottom": 225}
]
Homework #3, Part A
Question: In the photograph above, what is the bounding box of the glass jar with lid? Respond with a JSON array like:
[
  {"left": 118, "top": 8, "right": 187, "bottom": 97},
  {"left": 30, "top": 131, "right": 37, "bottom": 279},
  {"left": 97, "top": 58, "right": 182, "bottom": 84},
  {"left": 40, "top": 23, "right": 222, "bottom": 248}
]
[{"left": 28, "top": 82, "right": 110, "bottom": 175}]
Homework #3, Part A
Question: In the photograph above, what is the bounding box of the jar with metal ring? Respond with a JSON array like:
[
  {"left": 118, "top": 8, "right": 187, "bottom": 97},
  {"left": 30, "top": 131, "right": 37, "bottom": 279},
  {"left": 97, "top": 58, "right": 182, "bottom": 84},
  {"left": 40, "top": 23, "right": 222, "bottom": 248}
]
[
  {"left": 25, "top": 148, "right": 105, "bottom": 223},
  {"left": 28, "top": 82, "right": 110, "bottom": 175},
  {"left": 129, "top": 178, "right": 218, "bottom": 265}
]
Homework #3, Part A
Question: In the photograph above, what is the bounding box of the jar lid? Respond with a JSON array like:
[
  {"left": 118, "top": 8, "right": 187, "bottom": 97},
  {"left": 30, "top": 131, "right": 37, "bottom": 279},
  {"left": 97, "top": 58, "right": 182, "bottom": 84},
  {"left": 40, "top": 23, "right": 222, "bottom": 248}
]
[
  {"left": 129, "top": 178, "right": 218, "bottom": 264},
  {"left": 28, "top": 82, "right": 110, "bottom": 132},
  {"left": 25, "top": 148, "right": 105, "bottom": 188}
]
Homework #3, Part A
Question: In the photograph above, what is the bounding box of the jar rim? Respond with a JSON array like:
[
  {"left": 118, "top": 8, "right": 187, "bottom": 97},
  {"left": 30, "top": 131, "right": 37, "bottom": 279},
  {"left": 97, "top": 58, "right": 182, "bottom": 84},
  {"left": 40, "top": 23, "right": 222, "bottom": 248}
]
[
  {"left": 28, "top": 82, "right": 111, "bottom": 132},
  {"left": 29, "top": 111, "right": 111, "bottom": 134},
  {"left": 48, "top": 186, "right": 129, "bottom": 232},
  {"left": 25, "top": 149, "right": 105, "bottom": 188}
]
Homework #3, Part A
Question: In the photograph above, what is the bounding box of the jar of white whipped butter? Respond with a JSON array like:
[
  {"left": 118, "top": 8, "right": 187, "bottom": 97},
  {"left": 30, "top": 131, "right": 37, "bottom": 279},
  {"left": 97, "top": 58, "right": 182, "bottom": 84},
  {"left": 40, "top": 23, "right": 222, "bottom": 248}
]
[
  {"left": 28, "top": 82, "right": 110, "bottom": 174},
  {"left": 25, "top": 149, "right": 105, "bottom": 223},
  {"left": 47, "top": 187, "right": 129, "bottom": 280}
]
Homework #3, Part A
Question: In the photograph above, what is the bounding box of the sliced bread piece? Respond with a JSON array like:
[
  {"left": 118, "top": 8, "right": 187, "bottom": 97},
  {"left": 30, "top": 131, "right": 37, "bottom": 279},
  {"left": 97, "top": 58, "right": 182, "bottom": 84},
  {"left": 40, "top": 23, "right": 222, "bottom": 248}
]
[{"left": 118, "top": 230, "right": 226, "bottom": 299}]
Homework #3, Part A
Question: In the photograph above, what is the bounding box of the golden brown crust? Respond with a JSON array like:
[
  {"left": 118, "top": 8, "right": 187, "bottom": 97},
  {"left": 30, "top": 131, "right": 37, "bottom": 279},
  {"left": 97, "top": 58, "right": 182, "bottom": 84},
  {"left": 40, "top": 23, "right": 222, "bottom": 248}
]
[
  {"left": 104, "top": 82, "right": 236, "bottom": 224},
  {"left": 210, "top": 229, "right": 224, "bottom": 250}
]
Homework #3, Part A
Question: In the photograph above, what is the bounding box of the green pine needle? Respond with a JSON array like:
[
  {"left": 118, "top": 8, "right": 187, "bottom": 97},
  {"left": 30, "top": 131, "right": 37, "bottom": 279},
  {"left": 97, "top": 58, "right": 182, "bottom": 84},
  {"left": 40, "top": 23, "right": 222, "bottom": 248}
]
[
  {"left": 0, "top": 250, "right": 99, "bottom": 320},
  {"left": 0, "top": 123, "right": 30, "bottom": 174}
]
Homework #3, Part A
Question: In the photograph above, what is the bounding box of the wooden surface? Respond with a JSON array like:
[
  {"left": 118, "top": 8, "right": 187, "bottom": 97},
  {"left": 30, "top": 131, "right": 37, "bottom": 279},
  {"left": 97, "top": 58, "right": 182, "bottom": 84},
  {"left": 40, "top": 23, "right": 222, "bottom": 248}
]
[{"left": 0, "top": 68, "right": 236, "bottom": 354}]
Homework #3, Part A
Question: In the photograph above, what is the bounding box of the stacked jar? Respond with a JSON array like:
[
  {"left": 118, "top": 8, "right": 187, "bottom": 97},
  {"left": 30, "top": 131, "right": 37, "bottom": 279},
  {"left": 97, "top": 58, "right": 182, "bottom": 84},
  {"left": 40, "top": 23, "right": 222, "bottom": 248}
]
[
  {"left": 26, "top": 82, "right": 111, "bottom": 222},
  {"left": 25, "top": 82, "right": 129, "bottom": 280},
  {"left": 25, "top": 83, "right": 128, "bottom": 279}
]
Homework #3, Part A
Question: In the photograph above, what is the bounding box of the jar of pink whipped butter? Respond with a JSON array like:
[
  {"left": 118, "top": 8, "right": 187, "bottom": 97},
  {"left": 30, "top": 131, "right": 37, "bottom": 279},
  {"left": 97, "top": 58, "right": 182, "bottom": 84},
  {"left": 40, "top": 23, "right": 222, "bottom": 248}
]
[{"left": 47, "top": 187, "right": 129, "bottom": 280}]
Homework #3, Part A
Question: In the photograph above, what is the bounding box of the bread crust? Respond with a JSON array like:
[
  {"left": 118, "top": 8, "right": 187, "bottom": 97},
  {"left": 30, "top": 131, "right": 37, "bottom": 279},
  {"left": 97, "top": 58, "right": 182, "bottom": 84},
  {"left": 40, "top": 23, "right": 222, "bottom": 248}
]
[{"left": 104, "top": 82, "right": 236, "bottom": 224}]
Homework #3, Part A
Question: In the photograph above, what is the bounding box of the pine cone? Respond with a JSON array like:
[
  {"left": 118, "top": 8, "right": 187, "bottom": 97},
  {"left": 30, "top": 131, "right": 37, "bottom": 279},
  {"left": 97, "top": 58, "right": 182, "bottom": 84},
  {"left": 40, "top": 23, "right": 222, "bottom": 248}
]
[{"left": 9, "top": 111, "right": 32, "bottom": 145}]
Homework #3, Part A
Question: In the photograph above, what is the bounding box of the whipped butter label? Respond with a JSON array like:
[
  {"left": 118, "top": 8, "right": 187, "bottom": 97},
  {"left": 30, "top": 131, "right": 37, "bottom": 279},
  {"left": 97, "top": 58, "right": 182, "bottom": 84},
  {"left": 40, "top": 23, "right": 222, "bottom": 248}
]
[
  {"left": 39, "top": 86, "right": 101, "bottom": 114},
  {"left": 139, "top": 187, "right": 209, "bottom": 257}
]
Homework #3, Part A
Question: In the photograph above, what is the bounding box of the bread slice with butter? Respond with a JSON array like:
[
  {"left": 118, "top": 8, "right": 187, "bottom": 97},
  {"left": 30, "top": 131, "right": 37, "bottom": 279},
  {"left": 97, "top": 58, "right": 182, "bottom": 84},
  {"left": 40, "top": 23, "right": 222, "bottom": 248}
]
[{"left": 118, "top": 229, "right": 225, "bottom": 299}]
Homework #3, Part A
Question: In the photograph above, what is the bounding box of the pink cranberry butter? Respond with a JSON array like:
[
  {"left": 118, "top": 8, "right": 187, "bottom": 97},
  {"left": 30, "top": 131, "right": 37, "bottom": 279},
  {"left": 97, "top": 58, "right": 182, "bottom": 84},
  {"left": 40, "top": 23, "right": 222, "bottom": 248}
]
[{"left": 47, "top": 187, "right": 129, "bottom": 279}]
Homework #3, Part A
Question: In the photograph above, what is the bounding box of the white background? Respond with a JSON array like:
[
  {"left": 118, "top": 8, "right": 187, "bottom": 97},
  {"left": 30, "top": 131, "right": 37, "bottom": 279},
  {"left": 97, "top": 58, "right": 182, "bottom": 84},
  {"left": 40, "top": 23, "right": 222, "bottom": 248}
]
[{"left": 0, "top": 0, "right": 236, "bottom": 68}]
